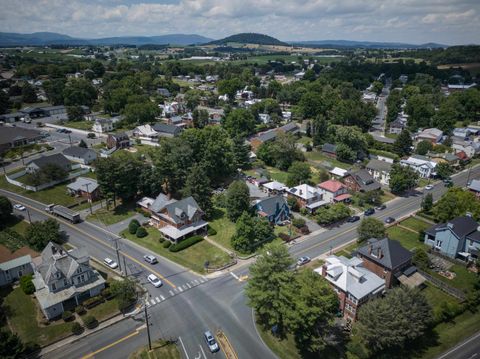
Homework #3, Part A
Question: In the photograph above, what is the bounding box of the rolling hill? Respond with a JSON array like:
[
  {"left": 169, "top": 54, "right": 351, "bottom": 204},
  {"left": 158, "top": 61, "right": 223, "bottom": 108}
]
[
  {"left": 291, "top": 39, "right": 447, "bottom": 49},
  {"left": 208, "top": 33, "right": 288, "bottom": 46}
]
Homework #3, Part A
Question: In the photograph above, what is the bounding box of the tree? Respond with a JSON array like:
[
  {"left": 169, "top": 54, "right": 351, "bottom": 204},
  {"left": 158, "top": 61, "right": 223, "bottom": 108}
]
[
  {"left": 192, "top": 108, "right": 209, "bottom": 129},
  {"left": 123, "top": 100, "right": 159, "bottom": 125},
  {"left": 25, "top": 219, "right": 61, "bottom": 251},
  {"left": 232, "top": 136, "right": 251, "bottom": 170},
  {"left": 21, "top": 83, "right": 37, "bottom": 103},
  {"left": 413, "top": 248, "right": 430, "bottom": 270},
  {"left": 257, "top": 132, "right": 304, "bottom": 171},
  {"left": 336, "top": 143, "right": 357, "bottom": 163},
  {"left": 286, "top": 161, "right": 311, "bottom": 187},
  {"left": 393, "top": 129, "right": 413, "bottom": 157},
  {"left": 110, "top": 278, "right": 137, "bottom": 311},
  {"left": 0, "top": 329, "right": 24, "bottom": 359},
  {"left": 30, "top": 163, "right": 68, "bottom": 186},
  {"left": 63, "top": 79, "right": 97, "bottom": 106},
  {"left": 183, "top": 163, "right": 213, "bottom": 218},
  {"left": 78, "top": 139, "right": 88, "bottom": 148},
  {"left": 231, "top": 212, "right": 274, "bottom": 253},
  {"left": 436, "top": 162, "right": 453, "bottom": 179},
  {"left": 416, "top": 140, "right": 433, "bottom": 155},
  {"left": 245, "top": 242, "right": 294, "bottom": 334},
  {"left": 371, "top": 81, "right": 384, "bottom": 95},
  {"left": 128, "top": 219, "right": 140, "bottom": 235},
  {"left": 356, "top": 287, "right": 432, "bottom": 355},
  {"left": 225, "top": 180, "right": 250, "bottom": 221},
  {"left": 90, "top": 61, "right": 105, "bottom": 77},
  {"left": 66, "top": 105, "right": 84, "bottom": 121},
  {"left": 389, "top": 163, "right": 419, "bottom": 194},
  {"left": 222, "top": 108, "right": 256, "bottom": 138},
  {"left": 0, "top": 90, "right": 10, "bottom": 114},
  {"left": 217, "top": 78, "right": 243, "bottom": 101},
  {"left": 0, "top": 196, "right": 13, "bottom": 225},
  {"left": 284, "top": 270, "right": 338, "bottom": 353},
  {"left": 311, "top": 115, "right": 328, "bottom": 146},
  {"left": 421, "top": 192, "right": 433, "bottom": 213},
  {"left": 43, "top": 79, "right": 65, "bottom": 105},
  {"left": 433, "top": 187, "right": 480, "bottom": 222},
  {"left": 357, "top": 217, "right": 386, "bottom": 243}
]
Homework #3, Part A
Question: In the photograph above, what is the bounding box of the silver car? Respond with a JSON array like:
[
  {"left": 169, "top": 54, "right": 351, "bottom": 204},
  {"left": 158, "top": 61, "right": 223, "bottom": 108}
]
[
  {"left": 204, "top": 331, "right": 219, "bottom": 353},
  {"left": 143, "top": 255, "right": 158, "bottom": 264}
]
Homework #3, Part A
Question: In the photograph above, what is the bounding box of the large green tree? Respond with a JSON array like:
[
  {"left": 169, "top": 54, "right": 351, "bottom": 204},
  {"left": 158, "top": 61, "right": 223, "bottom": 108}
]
[
  {"left": 183, "top": 163, "right": 213, "bottom": 218},
  {"left": 225, "top": 180, "right": 250, "bottom": 221},
  {"left": 436, "top": 162, "right": 453, "bottom": 179},
  {"left": 222, "top": 108, "right": 256, "bottom": 138},
  {"left": 123, "top": 100, "right": 159, "bottom": 125},
  {"left": 231, "top": 212, "right": 274, "bottom": 253},
  {"left": 356, "top": 287, "right": 432, "bottom": 355},
  {"left": 0, "top": 196, "right": 13, "bottom": 225},
  {"left": 43, "top": 79, "right": 66, "bottom": 105},
  {"left": 393, "top": 129, "right": 413, "bottom": 157},
  {"left": 0, "top": 329, "right": 24, "bottom": 359},
  {"left": 433, "top": 187, "right": 480, "bottom": 222},
  {"left": 357, "top": 217, "right": 386, "bottom": 243},
  {"left": 63, "top": 79, "right": 97, "bottom": 106},
  {"left": 21, "top": 83, "right": 37, "bottom": 103},
  {"left": 389, "top": 163, "right": 419, "bottom": 194},
  {"left": 286, "top": 161, "right": 311, "bottom": 187},
  {"left": 25, "top": 219, "right": 61, "bottom": 251}
]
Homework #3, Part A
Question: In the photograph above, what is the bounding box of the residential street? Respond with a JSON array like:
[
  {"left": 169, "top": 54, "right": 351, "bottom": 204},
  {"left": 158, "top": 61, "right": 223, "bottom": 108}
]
[{"left": 2, "top": 164, "right": 480, "bottom": 359}]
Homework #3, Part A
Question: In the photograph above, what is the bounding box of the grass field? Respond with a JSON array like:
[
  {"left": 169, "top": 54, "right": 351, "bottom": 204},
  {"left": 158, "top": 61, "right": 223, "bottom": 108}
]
[
  {"left": 208, "top": 208, "right": 236, "bottom": 251},
  {"left": 80, "top": 298, "right": 119, "bottom": 322},
  {"left": 121, "top": 227, "right": 232, "bottom": 274},
  {"left": 386, "top": 226, "right": 427, "bottom": 251},
  {"left": 304, "top": 151, "right": 350, "bottom": 170},
  {"left": 88, "top": 202, "right": 137, "bottom": 226},
  {"left": 129, "top": 339, "right": 180, "bottom": 359},
  {"left": 401, "top": 216, "right": 432, "bottom": 232},
  {"left": 61, "top": 120, "right": 93, "bottom": 131}
]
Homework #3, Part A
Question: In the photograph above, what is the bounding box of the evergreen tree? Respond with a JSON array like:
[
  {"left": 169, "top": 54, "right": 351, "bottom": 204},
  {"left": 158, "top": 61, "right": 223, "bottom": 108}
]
[
  {"left": 183, "top": 163, "right": 213, "bottom": 218},
  {"left": 0, "top": 196, "right": 13, "bottom": 225},
  {"left": 78, "top": 139, "right": 88, "bottom": 148},
  {"left": 421, "top": 192, "right": 433, "bottom": 213},
  {"left": 232, "top": 136, "right": 251, "bottom": 170},
  {"left": 0, "top": 329, "right": 24, "bottom": 359},
  {"left": 225, "top": 180, "right": 250, "bottom": 221},
  {"left": 393, "top": 129, "right": 413, "bottom": 157}
]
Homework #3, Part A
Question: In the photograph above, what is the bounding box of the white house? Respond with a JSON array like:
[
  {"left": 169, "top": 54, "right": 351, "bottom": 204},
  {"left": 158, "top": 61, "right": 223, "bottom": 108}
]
[
  {"left": 258, "top": 113, "right": 271, "bottom": 124},
  {"left": 92, "top": 118, "right": 113, "bottom": 133},
  {"left": 400, "top": 155, "right": 437, "bottom": 178},
  {"left": 366, "top": 159, "right": 392, "bottom": 186}
]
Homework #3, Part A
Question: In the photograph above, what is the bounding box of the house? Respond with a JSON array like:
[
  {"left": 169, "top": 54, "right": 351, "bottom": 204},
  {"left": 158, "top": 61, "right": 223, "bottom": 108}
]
[
  {"left": 453, "top": 128, "right": 473, "bottom": 139},
  {"left": 0, "top": 255, "right": 33, "bottom": 287},
  {"left": 452, "top": 139, "right": 480, "bottom": 159},
  {"left": 285, "top": 184, "right": 327, "bottom": 212},
  {"left": 106, "top": 133, "right": 130, "bottom": 149},
  {"left": 468, "top": 179, "right": 480, "bottom": 198},
  {"left": 366, "top": 159, "right": 392, "bottom": 186},
  {"left": 62, "top": 146, "right": 97, "bottom": 165},
  {"left": 67, "top": 177, "right": 100, "bottom": 201},
  {"left": 92, "top": 118, "right": 113, "bottom": 133},
  {"left": 157, "top": 88, "right": 171, "bottom": 97},
  {"left": 138, "top": 194, "right": 207, "bottom": 243},
  {"left": 426, "top": 152, "right": 460, "bottom": 167},
  {"left": 261, "top": 181, "right": 286, "bottom": 194},
  {"left": 389, "top": 117, "right": 407, "bottom": 135},
  {"left": 258, "top": 113, "right": 271, "bottom": 124},
  {"left": 253, "top": 196, "right": 290, "bottom": 225},
  {"left": 424, "top": 216, "right": 480, "bottom": 261},
  {"left": 400, "top": 155, "right": 437, "bottom": 178},
  {"left": 315, "top": 256, "right": 385, "bottom": 321},
  {"left": 26, "top": 153, "right": 71, "bottom": 174},
  {"left": 329, "top": 167, "right": 348, "bottom": 179},
  {"left": 321, "top": 143, "right": 337, "bottom": 158},
  {"left": 132, "top": 124, "right": 159, "bottom": 145},
  {"left": 249, "top": 123, "right": 299, "bottom": 151},
  {"left": 417, "top": 128, "right": 443, "bottom": 144},
  {"left": 356, "top": 238, "right": 417, "bottom": 288},
  {"left": 0, "top": 126, "right": 44, "bottom": 155},
  {"left": 152, "top": 123, "right": 183, "bottom": 138},
  {"left": 318, "top": 180, "right": 351, "bottom": 203},
  {"left": 32, "top": 242, "right": 106, "bottom": 320},
  {"left": 343, "top": 169, "right": 381, "bottom": 192}
]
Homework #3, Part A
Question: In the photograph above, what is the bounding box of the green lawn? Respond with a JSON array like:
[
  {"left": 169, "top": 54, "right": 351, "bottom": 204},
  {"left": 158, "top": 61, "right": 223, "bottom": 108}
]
[
  {"left": 422, "top": 282, "right": 459, "bottom": 313},
  {"left": 386, "top": 225, "right": 427, "bottom": 251},
  {"left": 401, "top": 217, "right": 432, "bottom": 232},
  {"left": 129, "top": 339, "right": 180, "bottom": 359},
  {"left": 9, "top": 218, "right": 31, "bottom": 236},
  {"left": 1, "top": 287, "right": 74, "bottom": 346},
  {"left": 81, "top": 298, "right": 119, "bottom": 322},
  {"left": 266, "top": 166, "right": 289, "bottom": 184},
  {"left": 297, "top": 136, "right": 312, "bottom": 146},
  {"left": 304, "top": 151, "right": 350, "bottom": 169},
  {"left": 121, "top": 227, "right": 232, "bottom": 274},
  {"left": 62, "top": 120, "right": 93, "bottom": 131},
  {"left": 88, "top": 202, "right": 137, "bottom": 226},
  {"left": 428, "top": 264, "right": 478, "bottom": 292},
  {"left": 208, "top": 208, "right": 236, "bottom": 251}
]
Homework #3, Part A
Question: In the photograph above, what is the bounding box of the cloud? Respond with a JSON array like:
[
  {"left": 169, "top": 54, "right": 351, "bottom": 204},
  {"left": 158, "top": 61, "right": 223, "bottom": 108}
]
[{"left": 0, "top": 0, "right": 478, "bottom": 44}]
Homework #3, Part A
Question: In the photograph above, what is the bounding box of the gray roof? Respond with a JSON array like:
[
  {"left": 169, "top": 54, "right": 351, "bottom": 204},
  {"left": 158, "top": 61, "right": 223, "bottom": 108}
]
[
  {"left": 425, "top": 216, "right": 479, "bottom": 242},
  {"left": 371, "top": 134, "right": 395, "bottom": 144},
  {"left": 0, "top": 255, "right": 31, "bottom": 271},
  {"left": 67, "top": 177, "right": 99, "bottom": 193},
  {"left": 279, "top": 122, "right": 299, "bottom": 133},
  {"left": 357, "top": 238, "right": 412, "bottom": 270},
  {"left": 468, "top": 179, "right": 480, "bottom": 192},
  {"left": 0, "top": 126, "right": 43, "bottom": 145},
  {"left": 322, "top": 143, "right": 337, "bottom": 154},
  {"left": 254, "top": 195, "right": 288, "bottom": 217},
  {"left": 163, "top": 197, "right": 202, "bottom": 224},
  {"left": 63, "top": 146, "right": 96, "bottom": 159},
  {"left": 27, "top": 153, "right": 71, "bottom": 170},
  {"left": 153, "top": 123, "right": 182, "bottom": 135},
  {"left": 257, "top": 130, "right": 277, "bottom": 143},
  {"left": 366, "top": 159, "right": 392, "bottom": 173},
  {"left": 346, "top": 169, "right": 381, "bottom": 191},
  {"left": 150, "top": 193, "right": 176, "bottom": 213}
]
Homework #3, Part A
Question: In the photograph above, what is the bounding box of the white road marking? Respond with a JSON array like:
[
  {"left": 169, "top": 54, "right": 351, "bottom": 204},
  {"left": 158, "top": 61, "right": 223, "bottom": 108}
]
[
  {"left": 155, "top": 297, "right": 160, "bottom": 303},
  {"left": 186, "top": 283, "right": 192, "bottom": 289},
  {"left": 199, "top": 344, "right": 207, "bottom": 359},
  {"left": 150, "top": 299, "right": 156, "bottom": 306},
  {"left": 437, "top": 330, "right": 480, "bottom": 359},
  {"left": 230, "top": 272, "right": 239, "bottom": 280},
  {"left": 193, "top": 279, "right": 199, "bottom": 285},
  {"left": 160, "top": 295, "right": 165, "bottom": 301},
  {"left": 182, "top": 285, "right": 188, "bottom": 290},
  {"left": 202, "top": 276, "right": 208, "bottom": 281},
  {"left": 169, "top": 290, "right": 174, "bottom": 296},
  {"left": 178, "top": 286, "right": 183, "bottom": 292},
  {"left": 178, "top": 337, "right": 190, "bottom": 359}
]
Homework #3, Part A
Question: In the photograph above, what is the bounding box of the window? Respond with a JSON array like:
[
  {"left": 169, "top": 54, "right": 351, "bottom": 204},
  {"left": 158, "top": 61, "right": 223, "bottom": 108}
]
[
  {"left": 345, "top": 303, "right": 356, "bottom": 314},
  {"left": 64, "top": 279, "right": 68, "bottom": 286},
  {"left": 52, "top": 283, "right": 56, "bottom": 291},
  {"left": 347, "top": 293, "right": 358, "bottom": 305}
]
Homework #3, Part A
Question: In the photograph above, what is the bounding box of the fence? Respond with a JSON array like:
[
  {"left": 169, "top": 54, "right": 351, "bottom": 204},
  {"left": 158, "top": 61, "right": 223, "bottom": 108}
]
[{"left": 418, "top": 269, "right": 466, "bottom": 301}]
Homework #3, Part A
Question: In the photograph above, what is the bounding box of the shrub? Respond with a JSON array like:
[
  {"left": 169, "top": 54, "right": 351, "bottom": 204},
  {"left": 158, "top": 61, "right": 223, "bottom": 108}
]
[
  {"left": 71, "top": 322, "right": 83, "bottom": 335},
  {"left": 82, "top": 315, "right": 98, "bottom": 329},
  {"left": 83, "top": 295, "right": 104, "bottom": 309},
  {"left": 299, "top": 208, "right": 308, "bottom": 216},
  {"left": 162, "top": 240, "right": 171, "bottom": 249},
  {"left": 292, "top": 217, "right": 306, "bottom": 228},
  {"left": 101, "top": 288, "right": 114, "bottom": 300},
  {"left": 158, "top": 237, "right": 165, "bottom": 243},
  {"left": 287, "top": 197, "right": 299, "bottom": 212},
  {"left": 299, "top": 226, "right": 310, "bottom": 235},
  {"left": 207, "top": 226, "right": 217, "bottom": 236},
  {"left": 136, "top": 226, "right": 148, "bottom": 238},
  {"left": 62, "top": 310, "right": 74, "bottom": 322},
  {"left": 279, "top": 233, "right": 292, "bottom": 242},
  {"left": 20, "top": 275, "right": 35, "bottom": 295},
  {"left": 169, "top": 235, "right": 204, "bottom": 252},
  {"left": 128, "top": 220, "right": 139, "bottom": 235},
  {"left": 75, "top": 305, "right": 85, "bottom": 315}
]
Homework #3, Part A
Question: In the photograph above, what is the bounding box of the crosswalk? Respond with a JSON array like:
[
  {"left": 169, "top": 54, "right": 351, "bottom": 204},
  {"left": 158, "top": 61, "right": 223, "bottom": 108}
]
[{"left": 146, "top": 276, "right": 209, "bottom": 308}]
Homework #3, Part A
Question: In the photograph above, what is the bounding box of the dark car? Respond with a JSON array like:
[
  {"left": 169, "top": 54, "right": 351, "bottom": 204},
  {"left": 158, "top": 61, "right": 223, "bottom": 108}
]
[
  {"left": 364, "top": 208, "right": 375, "bottom": 216},
  {"left": 385, "top": 217, "right": 395, "bottom": 224},
  {"left": 443, "top": 178, "right": 453, "bottom": 187},
  {"left": 346, "top": 216, "right": 360, "bottom": 223},
  {"left": 375, "top": 204, "right": 386, "bottom": 211}
]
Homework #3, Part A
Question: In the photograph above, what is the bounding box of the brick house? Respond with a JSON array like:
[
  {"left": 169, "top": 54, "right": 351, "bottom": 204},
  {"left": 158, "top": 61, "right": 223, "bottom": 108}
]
[
  {"left": 317, "top": 180, "right": 351, "bottom": 203},
  {"left": 343, "top": 169, "right": 381, "bottom": 193},
  {"left": 107, "top": 133, "right": 130, "bottom": 149},
  {"left": 315, "top": 255, "right": 385, "bottom": 321}
]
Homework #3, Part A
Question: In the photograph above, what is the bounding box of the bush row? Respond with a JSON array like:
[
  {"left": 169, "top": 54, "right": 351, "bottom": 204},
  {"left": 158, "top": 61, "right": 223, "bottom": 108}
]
[{"left": 169, "top": 235, "right": 204, "bottom": 252}]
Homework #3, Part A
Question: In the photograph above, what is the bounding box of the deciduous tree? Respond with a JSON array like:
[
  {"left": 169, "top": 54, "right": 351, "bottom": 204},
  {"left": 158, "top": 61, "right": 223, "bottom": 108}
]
[
  {"left": 357, "top": 217, "right": 386, "bottom": 243},
  {"left": 225, "top": 180, "right": 250, "bottom": 222},
  {"left": 389, "top": 163, "right": 418, "bottom": 194}
]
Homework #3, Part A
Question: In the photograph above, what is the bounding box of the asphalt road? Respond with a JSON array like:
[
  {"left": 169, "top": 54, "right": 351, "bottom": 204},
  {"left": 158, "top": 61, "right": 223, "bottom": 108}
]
[
  {"left": 436, "top": 330, "right": 480, "bottom": 359},
  {"left": 2, "top": 163, "right": 480, "bottom": 359}
]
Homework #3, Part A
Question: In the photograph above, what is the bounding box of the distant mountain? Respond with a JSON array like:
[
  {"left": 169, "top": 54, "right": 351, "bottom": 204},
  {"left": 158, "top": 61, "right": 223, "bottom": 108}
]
[
  {"left": 291, "top": 39, "right": 447, "bottom": 49},
  {"left": 0, "top": 32, "right": 213, "bottom": 46},
  {"left": 208, "top": 33, "right": 288, "bottom": 46}
]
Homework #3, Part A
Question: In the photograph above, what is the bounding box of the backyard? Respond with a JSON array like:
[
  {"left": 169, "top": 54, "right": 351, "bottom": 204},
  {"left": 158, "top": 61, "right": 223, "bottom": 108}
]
[{"left": 120, "top": 227, "right": 232, "bottom": 273}]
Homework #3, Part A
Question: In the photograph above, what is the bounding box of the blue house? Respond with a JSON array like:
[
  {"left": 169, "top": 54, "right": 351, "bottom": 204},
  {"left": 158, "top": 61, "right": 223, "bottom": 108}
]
[
  {"left": 253, "top": 196, "right": 290, "bottom": 225},
  {"left": 424, "top": 216, "right": 480, "bottom": 261}
]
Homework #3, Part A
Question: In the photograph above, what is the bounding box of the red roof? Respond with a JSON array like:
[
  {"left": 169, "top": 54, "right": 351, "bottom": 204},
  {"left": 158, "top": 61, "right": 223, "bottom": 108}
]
[
  {"left": 318, "top": 179, "right": 345, "bottom": 193},
  {"left": 456, "top": 151, "right": 468, "bottom": 160},
  {"left": 334, "top": 193, "right": 352, "bottom": 202}
]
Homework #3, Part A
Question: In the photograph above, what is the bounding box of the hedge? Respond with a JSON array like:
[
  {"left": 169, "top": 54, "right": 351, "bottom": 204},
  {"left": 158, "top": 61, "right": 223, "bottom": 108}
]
[
  {"left": 136, "top": 226, "right": 148, "bottom": 238},
  {"left": 169, "top": 235, "right": 204, "bottom": 252},
  {"left": 20, "top": 275, "right": 35, "bottom": 295},
  {"left": 83, "top": 295, "right": 104, "bottom": 309},
  {"left": 71, "top": 322, "right": 83, "bottom": 335},
  {"left": 62, "top": 310, "right": 74, "bottom": 322},
  {"left": 158, "top": 237, "right": 165, "bottom": 243},
  {"left": 162, "top": 240, "right": 171, "bottom": 248},
  {"left": 207, "top": 226, "right": 217, "bottom": 236},
  {"left": 83, "top": 315, "right": 98, "bottom": 329},
  {"left": 292, "top": 217, "right": 306, "bottom": 228},
  {"left": 75, "top": 305, "right": 86, "bottom": 315},
  {"left": 101, "top": 288, "right": 115, "bottom": 300}
]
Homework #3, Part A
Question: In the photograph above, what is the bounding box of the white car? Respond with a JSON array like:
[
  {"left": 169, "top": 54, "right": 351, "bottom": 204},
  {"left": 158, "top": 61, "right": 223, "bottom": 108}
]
[
  {"left": 425, "top": 184, "right": 434, "bottom": 190},
  {"left": 13, "top": 204, "right": 26, "bottom": 211},
  {"left": 147, "top": 274, "right": 162, "bottom": 288},
  {"left": 104, "top": 257, "right": 118, "bottom": 269}
]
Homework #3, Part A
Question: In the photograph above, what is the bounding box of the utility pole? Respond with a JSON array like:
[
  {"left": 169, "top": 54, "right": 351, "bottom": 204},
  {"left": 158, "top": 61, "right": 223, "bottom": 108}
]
[
  {"left": 83, "top": 182, "right": 93, "bottom": 214},
  {"left": 123, "top": 254, "right": 128, "bottom": 277},
  {"left": 144, "top": 304, "right": 152, "bottom": 351},
  {"left": 113, "top": 238, "right": 122, "bottom": 273},
  {"left": 68, "top": 134, "right": 72, "bottom": 147},
  {"left": 26, "top": 208, "right": 32, "bottom": 224},
  {"left": 467, "top": 163, "right": 473, "bottom": 187}
]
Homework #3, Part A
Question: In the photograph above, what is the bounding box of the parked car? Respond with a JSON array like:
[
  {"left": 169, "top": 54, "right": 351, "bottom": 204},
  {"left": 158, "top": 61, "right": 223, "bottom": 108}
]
[
  {"left": 204, "top": 331, "right": 219, "bottom": 353},
  {"left": 385, "top": 217, "right": 395, "bottom": 224},
  {"left": 144, "top": 255, "right": 158, "bottom": 264},
  {"left": 346, "top": 215, "right": 360, "bottom": 223},
  {"left": 425, "top": 184, "right": 434, "bottom": 190},
  {"left": 13, "top": 204, "right": 26, "bottom": 211},
  {"left": 104, "top": 257, "right": 118, "bottom": 269},
  {"left": 87, "top": 132, "right": 96, "bottom": 139},
  {"left": 443, "top": 178, "right": 453, "bottom": 187},
  {"left": 64, "top": 129, "right": 72, "bottom": 134},
  {"left": 364, "top": 208, "right": 375, "bottom": 216},
  {"left": 296, "top": 256, "right": 311, "bottom": 267},
  {"left": 375, "top": 204, "right": 386, "bottom": 211},
  {"left": 147, "top": 274, "right": 162, "bottom": 288}
]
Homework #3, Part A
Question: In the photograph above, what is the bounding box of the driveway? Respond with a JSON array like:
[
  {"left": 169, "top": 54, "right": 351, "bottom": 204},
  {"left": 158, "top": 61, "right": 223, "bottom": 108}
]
[{"left": 246, "top": 181, "right": 268, "bottom": 199}]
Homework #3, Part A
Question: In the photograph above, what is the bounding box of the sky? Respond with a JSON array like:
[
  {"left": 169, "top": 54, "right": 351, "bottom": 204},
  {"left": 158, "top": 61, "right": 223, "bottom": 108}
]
[{"left": 0, "top": 0, "right": 479, "bottom": 45}]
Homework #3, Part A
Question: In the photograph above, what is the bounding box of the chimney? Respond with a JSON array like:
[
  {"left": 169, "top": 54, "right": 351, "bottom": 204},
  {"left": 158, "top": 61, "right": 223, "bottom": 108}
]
[
  {"left": 378, "top": 248, "right": 383, "bottom": 259},
  {"left": 299, "top": 189, "right": 303, "bottom": 195},
  {"left": 368, "top": 244, "right": 372, "bottom": 254},
  {"left": 51, "top": 246, "right": 57, "bottom": 255}
]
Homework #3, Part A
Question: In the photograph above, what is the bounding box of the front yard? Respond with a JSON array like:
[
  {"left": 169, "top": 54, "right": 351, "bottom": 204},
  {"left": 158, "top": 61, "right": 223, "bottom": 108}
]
[
  {"left": 87, "top": 201, "right": 137, "bottom": 226},
  {"left": 61, "top": 120, "right": 93, "bottom": 131},
  {"left": 120, "top": 227, "right": 232, "bottom": 273},
  {"left": 129, "top": 339, "right": 180, "bottom": 359}
]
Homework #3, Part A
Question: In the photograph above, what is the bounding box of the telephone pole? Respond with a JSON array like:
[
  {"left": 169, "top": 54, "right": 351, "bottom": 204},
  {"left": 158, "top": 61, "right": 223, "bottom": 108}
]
[
  {"left": 83, "top": 182, "right": 93, "bottom": 214},
  {"left": 113, "top": 238, "right": 122, "bottom": 274},
  {"left": 144, "top": 304, "right": 152, "bottom": 351}
]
